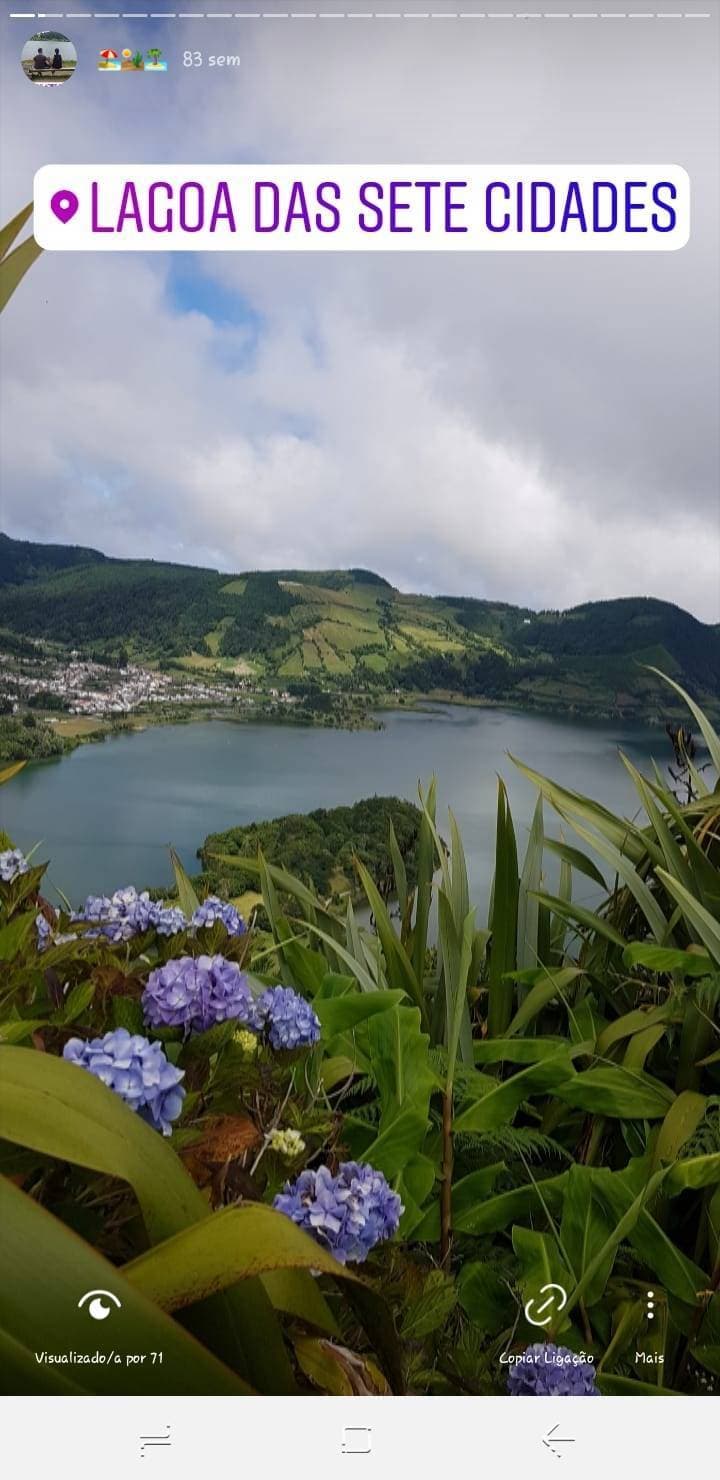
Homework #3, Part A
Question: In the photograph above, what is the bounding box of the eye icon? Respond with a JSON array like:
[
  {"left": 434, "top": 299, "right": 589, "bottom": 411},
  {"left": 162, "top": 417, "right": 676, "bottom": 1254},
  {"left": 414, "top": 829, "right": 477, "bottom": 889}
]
[{"left": 78, "top": 1289, "right": 122, "bottom": 1321}]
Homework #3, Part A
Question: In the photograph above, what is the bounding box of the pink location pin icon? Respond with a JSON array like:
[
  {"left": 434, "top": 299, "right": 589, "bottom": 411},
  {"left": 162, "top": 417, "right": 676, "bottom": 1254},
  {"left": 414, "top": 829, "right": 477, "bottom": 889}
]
[{"left": 50, "top": 189, "right": 79, "bottom": 225}]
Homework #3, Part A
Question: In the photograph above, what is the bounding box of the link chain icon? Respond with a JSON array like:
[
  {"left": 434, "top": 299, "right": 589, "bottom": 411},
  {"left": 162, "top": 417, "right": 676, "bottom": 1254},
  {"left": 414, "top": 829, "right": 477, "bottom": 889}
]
[{"left": 524, "top": 1282, "right": 568, "bottom": 1328}]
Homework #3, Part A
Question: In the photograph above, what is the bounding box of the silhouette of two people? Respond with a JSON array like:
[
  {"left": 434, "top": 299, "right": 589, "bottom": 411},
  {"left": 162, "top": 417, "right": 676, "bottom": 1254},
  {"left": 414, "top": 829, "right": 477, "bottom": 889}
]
[{"left": 32, "top": 47, "right": 63, "bottom": 72}]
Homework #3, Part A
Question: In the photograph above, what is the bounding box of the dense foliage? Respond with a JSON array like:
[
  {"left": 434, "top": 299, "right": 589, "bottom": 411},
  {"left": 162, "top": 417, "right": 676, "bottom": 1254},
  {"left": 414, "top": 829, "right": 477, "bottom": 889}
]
[
  {"left": 0, "top": 713, "right": 66, "bottom": 762},
  {"left": 1, "top": 534, "right": 718, "bottom": 720},
  {"left": 2, "top": 674, "right": 720, "bottom": 1398},
  {"left": 198, "top": 796, "right": 422, "bottom": 902}
]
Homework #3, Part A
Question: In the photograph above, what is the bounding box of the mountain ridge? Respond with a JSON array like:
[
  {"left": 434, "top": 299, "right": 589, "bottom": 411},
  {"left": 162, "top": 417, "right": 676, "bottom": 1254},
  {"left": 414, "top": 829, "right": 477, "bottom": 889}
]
[{"left": 0, "top": 532, "right": 716, "bottom": 720}]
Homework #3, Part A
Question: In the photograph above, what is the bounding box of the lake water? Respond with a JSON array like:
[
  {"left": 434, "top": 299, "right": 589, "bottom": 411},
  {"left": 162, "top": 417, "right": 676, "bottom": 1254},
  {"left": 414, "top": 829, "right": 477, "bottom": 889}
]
[{"left": 0, "top": 705, "right": 666, "bottom": 909}]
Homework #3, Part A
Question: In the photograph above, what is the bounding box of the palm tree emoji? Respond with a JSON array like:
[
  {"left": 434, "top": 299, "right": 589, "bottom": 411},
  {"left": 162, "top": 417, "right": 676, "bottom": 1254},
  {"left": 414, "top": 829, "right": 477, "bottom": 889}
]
[{"left": 146, "top": 48, "right": 163, "bottom": 67}]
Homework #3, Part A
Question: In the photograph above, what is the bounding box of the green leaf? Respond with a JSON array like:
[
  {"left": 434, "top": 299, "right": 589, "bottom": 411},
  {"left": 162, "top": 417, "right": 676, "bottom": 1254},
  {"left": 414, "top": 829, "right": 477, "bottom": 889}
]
[
  {"left": 592, "top": 1166, "right": 707, "bottom": 1305},
  {"left": 0, "top": 1019, "right": 45, "bottom": 1045},
  {"left": 54, "top": 980, "right": 95, "bottom": 1026},
  {"left": 559, "top": 814, "right": 671, "bottom": 946},
  {"left": 0, "top": 1178, "right": 250, "bottom": 1395},
  {"left": 0, "top": 1047, "right": 295, "bottom": 1393},
  {"left": 554, "top": 1066, "right": 674, "bottom": 1120},
  {"left": 532, "top": 892, "right": 627, "bottom": 949},
  {"left": 560, "top": 1165, "right": 617, "bottom": 1304},
  {"left": 543, "top": 837, "right": 607, "bottom": 891},
  {"left": 457, "top": 1260, "right": 516, "bottom": 1333},
  {"left": 506, "top": 966, "right": 583, "bottom": 1036},
  {"left": 170, "top": 847, "right": 200, "bottom": 917},
  {"left": 665, "top": 1154, "right": 720, "bottom": 1194},
  {"left": 517, "top": 795, "right": 544, "bottom": 971},
  {"left": 355, "top": 857, "right": 427, "bottom": 1022},
  {"left": 125, "top": 1204, "right": 402, "bottom": 1393},
  {"left": 0, "top": 202, "right": 33, "bottom": 262},
  {"left": 656, "top": 870, "right": 720, "bottom": 965},
  {"left": 411, "top": 1164, "right": 505, "bottom": 1241},
  {"left": 314, "top": 988, "right": 405, "bottom": 1039},
  {"left": 512, "top": 1227, "right": 571, "bottom": 1335},
  {"left": 645, "top": 667, "right": 720, "bottom": 775},
  {"left": 511, "top": 755, "right": 652, "bottom": 865},
  {"left": 0, "top": 910, "right": 37, "bottom": 962},
  {"left": 453, "top": 1048, "right": 576, "bottom": 1132},
  {"left": 622, "top": 943, "right": 713, "bottom": 978},
  {"left": 0, "top": 234, "right": 43, "bottom": 314},
  {"left": 487, "top": 779, "right": 519, "bottom": 1037}
]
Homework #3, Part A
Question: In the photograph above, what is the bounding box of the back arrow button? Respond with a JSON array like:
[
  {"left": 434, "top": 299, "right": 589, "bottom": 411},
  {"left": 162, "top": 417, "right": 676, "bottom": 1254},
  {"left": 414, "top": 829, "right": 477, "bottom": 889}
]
[{"left": 542, "top": 1423, "right": 576, "bottom": 1459}]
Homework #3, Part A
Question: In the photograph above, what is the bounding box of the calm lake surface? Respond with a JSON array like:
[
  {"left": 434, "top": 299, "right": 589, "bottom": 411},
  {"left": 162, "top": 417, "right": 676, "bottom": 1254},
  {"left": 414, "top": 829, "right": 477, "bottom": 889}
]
[{"left": 1, "top": 705, "right": 667, "bottom": 908}]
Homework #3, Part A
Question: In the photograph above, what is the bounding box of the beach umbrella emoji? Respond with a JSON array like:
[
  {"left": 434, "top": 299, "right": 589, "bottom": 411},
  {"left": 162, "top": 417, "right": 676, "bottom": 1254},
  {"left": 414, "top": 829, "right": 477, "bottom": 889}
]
[{"left": 98, "top": 48, "right": 118, "bottom": 68}]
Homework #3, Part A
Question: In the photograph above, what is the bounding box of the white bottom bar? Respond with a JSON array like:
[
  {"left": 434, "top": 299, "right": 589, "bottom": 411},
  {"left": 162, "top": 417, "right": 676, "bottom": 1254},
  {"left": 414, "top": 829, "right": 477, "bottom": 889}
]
[{"left": 3, "top": 1395, "right": 718, "bottom": 1479}]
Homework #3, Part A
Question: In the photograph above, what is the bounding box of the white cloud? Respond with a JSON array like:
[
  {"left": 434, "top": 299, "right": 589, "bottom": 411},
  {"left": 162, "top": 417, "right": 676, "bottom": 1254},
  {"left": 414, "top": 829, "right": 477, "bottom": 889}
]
[{"left": 0, "top": 9, "right": 718, "bottom": 618}]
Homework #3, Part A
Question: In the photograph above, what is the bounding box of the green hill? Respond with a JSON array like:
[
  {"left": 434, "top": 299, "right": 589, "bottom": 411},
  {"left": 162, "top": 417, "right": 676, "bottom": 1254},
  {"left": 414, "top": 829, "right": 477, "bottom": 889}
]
[{"left": 0, "top": 533, "right": 716, "bottom": 721}]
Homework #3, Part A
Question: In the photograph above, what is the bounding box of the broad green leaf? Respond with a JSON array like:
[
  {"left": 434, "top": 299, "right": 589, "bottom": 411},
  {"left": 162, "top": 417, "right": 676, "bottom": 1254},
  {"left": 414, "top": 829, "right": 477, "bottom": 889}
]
[
  {"left": 592, "top": 1167, "right": 707, "bottom": 1305},
  {"left": 453, "top": 1048, "right": 576, "bottom": 1132},
  {"left": 555, "top": 1066, "right": 674, "bottom": 1120},
  {"left": 512, "top": 1227, "right": 571, "bottom": 1335},
  {"left": 457, "top": 1261, "right": 516, "bottom": 1333},
  {"left": 665, "top": 1154, "right": 720, "bottom": 1194},
  {"left": 170, "top": 847, "right": 200, "bottom": 917},
  {"left": 560, "top": 1165, "right": 617, "bottom": 1304},
  {"left": 0, "top": 1178, "right": 250, "bottom": 1395},
  {"left": 411, "top": 1164, "right": 505, "bottom": 1241},
  {"left": 314, "top": 988, "right": 405, "bottom": 1039},
  {"left": 506, "top": 967, "right": 583, "bottom": 1036},
  {"left": 0, "top": 1047, "right": 295, "bottom": 1392},
  {"left": 653, "top": 1091, "right": 708, "bottom": 1166},
  {"left": 0, "top": 910, "right": 37, "bottom": 962},
  {"left": 597, "top": 1006, "right": 675, "bottom": 1057},
  {"left": 622, "top": 943, "right": 713, "bottom": 978},
  {"left": 0, "top": 1017, "right": 46, "bottom": 1045},
  {"left": 125, "top": 1205, "right": 402, "bottom": 1393}
]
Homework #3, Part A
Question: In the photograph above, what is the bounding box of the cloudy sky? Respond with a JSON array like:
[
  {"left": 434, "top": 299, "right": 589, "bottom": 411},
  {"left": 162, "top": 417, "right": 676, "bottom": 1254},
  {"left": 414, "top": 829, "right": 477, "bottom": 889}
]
[{"left": 1, "top": 5, "right": 718, "bottom": 619}]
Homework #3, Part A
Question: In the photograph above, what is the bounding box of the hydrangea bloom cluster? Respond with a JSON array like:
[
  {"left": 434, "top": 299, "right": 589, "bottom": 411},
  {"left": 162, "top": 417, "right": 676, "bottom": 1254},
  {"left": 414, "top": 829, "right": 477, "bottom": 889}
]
[
  {"left": 72, "top": 886, "right": 186, "bottom": 942},
  {"left": 36, "top": 912, "right": 77, "bottom": 952},
  {"left": 143, "top": 954, "right": 264, "bottom": 1035},
  {"left": 507, "top": 1344, "right": 599, "bottom": 1397},
  {"left": 273, "top": 1161, "right": 403, "bottom": 1265},
  {"left": 63, "top": 1028, "right": 185, "bottom": 1135},
  {"left": 142, "top": 957, "right": 320, "bottom": 1050},
  {"left": 0, "top": 848, "right": 30, "bottom": 883},
  {"left": 257, "top": 985, "right": 321, "bottom": 1051},
  {"left": 191, "top": 896, "right": 246, "bottom": 937}
]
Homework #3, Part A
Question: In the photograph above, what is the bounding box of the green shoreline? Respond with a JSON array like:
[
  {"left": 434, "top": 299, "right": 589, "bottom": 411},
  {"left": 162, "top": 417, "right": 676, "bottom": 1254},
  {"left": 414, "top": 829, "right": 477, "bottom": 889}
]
[{"left": 3, "top": 682, "right": 696, "bottom": 772}]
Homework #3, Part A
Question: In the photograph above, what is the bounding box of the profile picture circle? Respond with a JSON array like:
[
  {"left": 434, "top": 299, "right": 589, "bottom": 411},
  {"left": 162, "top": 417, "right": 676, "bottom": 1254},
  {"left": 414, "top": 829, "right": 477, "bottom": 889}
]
[{"left": 22, "top": 31, "right": 77, "bottom": 86}]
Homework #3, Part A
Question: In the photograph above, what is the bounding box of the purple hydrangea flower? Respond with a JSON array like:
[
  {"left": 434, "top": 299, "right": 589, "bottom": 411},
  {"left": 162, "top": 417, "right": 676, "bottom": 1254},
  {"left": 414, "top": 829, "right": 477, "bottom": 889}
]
[
  {"left": 72, "top": 887, "right": 186, "bottom": 942},
  {"left": 507, "top": 1343, "right": 599, "bottom": 1397},
  {"left": 257, "top": 985, "right": 321, "bottom": 1051},
  {"left": 35, "top": 912, "right": 53, "bottom": 950},
  {"left": 36, "top": 912, "right": 77, "bottom": 951},
  {"left": 191, "top": 896, "right": 246, "bottom": 938},
  {"left": 0, "top": 848, "right": 30, "bottom": 883},
  {"left": 273, "top": 1161, "right": 403, "bottom": 1265},
  {"left": 63, "top": 1028, "right": 185, "bottom": 1135},
  {"left": 142, "top": 953, "right": 264, "bottom": 1035}
]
